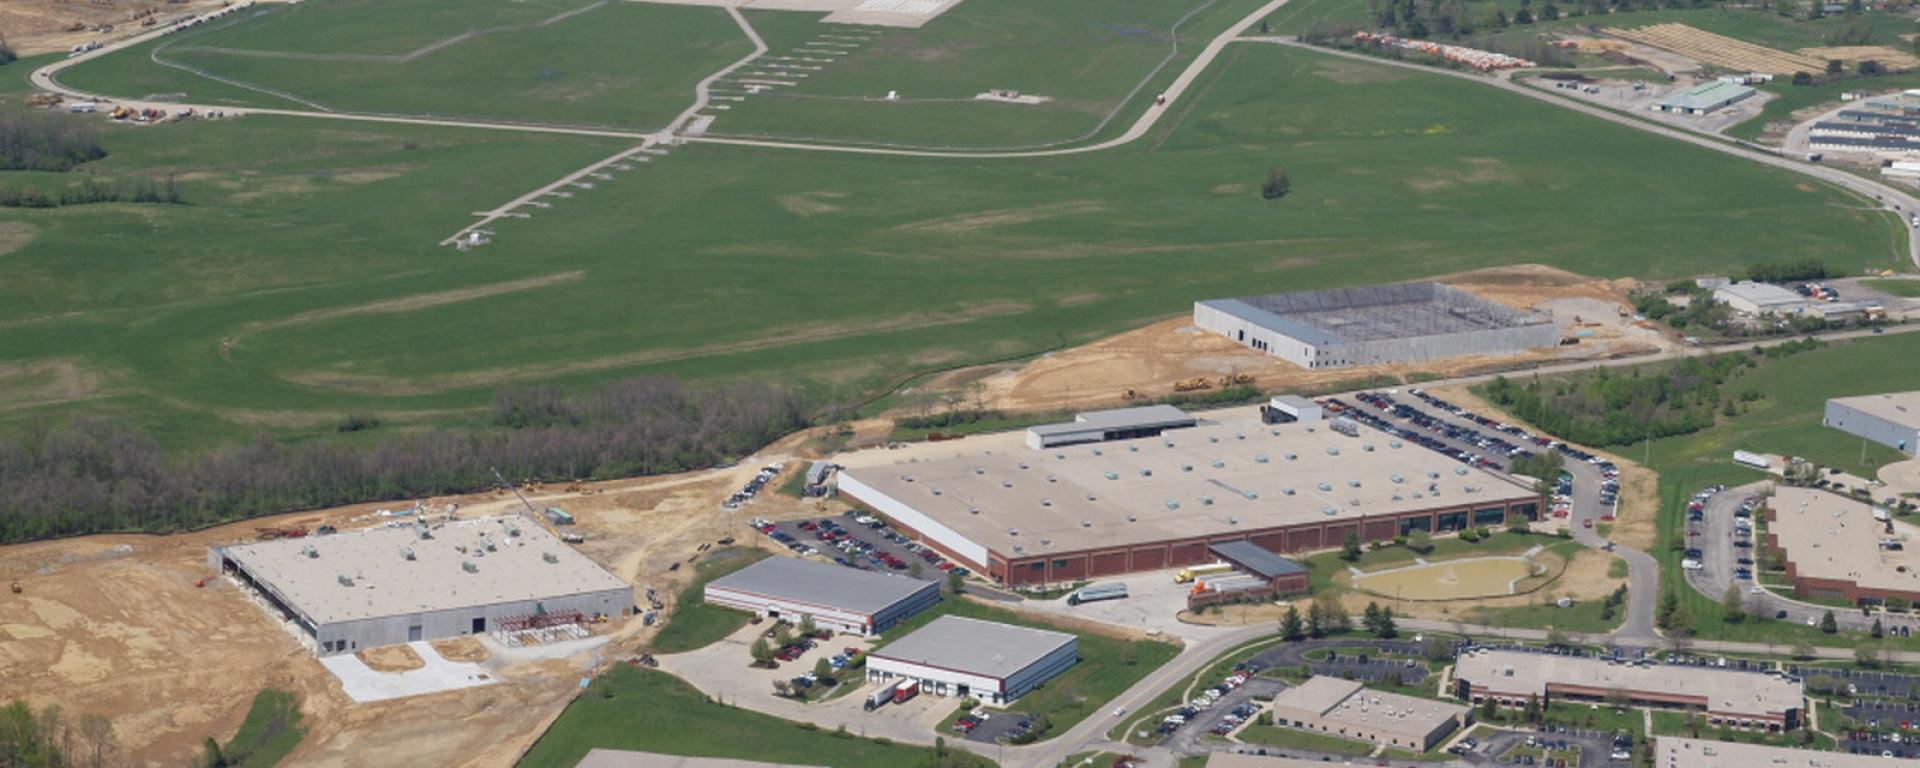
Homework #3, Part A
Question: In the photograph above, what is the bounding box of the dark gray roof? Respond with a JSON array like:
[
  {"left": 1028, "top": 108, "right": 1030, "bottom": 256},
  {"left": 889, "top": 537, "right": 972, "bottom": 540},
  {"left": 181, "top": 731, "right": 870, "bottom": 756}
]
[
  {"left": 872, "top": 615, "right": 1075, "bottom": 679},
  {"left": 706, "top": 556, "right": 935, "bottom": 615},
  {"left": 1208, "top": 540, "right": 1307, "bottom": 580},
  {"left": 1028, "top": 405, "right": 1197, "bottom": 438}
]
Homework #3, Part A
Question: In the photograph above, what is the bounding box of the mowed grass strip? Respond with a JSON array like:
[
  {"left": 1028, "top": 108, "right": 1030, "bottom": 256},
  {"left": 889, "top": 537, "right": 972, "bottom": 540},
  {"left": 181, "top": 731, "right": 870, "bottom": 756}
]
[
  {"left": 516, "top": 665, "right": 992, "bottom": 768},
  {"left": 649, "top": 548, "right": 773, "bottom": 653},
  {"left": 60, "top": 0, "right": 752, "bottom": 130}
]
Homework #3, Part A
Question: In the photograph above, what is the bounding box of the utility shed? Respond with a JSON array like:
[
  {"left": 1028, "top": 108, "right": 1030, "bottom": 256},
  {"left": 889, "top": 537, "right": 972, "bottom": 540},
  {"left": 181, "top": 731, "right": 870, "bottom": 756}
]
[
  {"left": 866, "top": 615, "right": 1076, "bottom": 705},
  {"left": 703, "top": 556, "right": 939, "bottom": 636},
  {"left": 1025, "top": 405, "right": 1199, "bottom": 449},
  {"left": 210, "top": 517, "right": 633, "bottom": 656}
]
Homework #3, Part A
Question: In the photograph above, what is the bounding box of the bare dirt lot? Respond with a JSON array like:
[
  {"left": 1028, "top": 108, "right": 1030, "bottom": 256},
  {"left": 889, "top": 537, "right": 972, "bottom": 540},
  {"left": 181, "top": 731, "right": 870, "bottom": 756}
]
[
  {"left": 0, "top": 455, "right": 815, "bottom": 768},
  {"left": 910, "top": 265, "right": 1662, "bottom": 416},
  {"left": 1, "top": 0, "right": 237, "bottom": 56}
]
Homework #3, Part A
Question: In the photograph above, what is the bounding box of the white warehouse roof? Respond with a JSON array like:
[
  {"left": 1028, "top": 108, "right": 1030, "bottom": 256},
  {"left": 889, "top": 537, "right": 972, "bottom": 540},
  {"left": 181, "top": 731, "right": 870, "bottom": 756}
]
[
  {"left": 871, "top": 615, "right": 1074, "bottom": 680},
  {"left": 706, "top": 555, "right": 936, "bottom": 616}
]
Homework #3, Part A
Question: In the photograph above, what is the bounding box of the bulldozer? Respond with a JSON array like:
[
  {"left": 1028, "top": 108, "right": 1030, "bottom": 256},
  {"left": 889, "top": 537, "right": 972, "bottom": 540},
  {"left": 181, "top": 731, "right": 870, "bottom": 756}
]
[
  {"left": 1173, "top": 377, "right": 1212, "bottom": 393},
  {"left": 1219, "top": 373, "right": 1255, "bottom": 387}
]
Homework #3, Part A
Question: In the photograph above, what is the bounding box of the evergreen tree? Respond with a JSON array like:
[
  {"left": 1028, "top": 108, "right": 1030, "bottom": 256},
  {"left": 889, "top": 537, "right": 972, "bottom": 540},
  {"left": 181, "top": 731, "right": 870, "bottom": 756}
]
[
  {"left": 1342, "top": 530, "right": 1363, "bottom": 561},
  {"left": 1306, "top": 601, "right": 1326, "bottom": 638},
  {"left": 1821, "top": 610, "right": 1839, "bottom": 634},
  {"left": 1376, "top": 606, "right": 1399, "bottom": 639},
  {"left": 1280, "top": 605, "right": 1306, "bottom": 641}
]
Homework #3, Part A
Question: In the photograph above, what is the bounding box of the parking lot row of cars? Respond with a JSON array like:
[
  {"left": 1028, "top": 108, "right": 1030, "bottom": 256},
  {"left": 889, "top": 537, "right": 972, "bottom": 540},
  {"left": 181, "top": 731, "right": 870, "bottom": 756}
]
[
  {"left": 753, "top": 511, "right": 972, "bottom": 580},
  {"left": 1158, "top": 668, "right": 1258, "bottom": 737},
  {"left": 724, "top": 463, "right": 785, "bottom": 510}
]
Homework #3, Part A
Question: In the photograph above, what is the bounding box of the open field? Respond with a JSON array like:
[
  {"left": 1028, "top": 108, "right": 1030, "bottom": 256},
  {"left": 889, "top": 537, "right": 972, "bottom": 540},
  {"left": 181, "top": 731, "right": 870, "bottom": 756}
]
[
  {"left": 56, "top": 0, "right": 754, "bottom": 130},
  {"left": 648, "top": 547, "right": 771, "bottom": 653},
  {"left": 1864, "top": 278, "right": 1920, "bottom": 297},
  {"left": 0, "top": 43, "right": 1909, "bottom": 455}
]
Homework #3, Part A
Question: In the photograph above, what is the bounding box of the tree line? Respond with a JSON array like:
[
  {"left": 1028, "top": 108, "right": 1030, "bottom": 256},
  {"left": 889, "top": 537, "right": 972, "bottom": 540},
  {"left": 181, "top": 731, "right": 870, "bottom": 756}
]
[
  {"left": 0, "top": 175, "right": 185, "bottom": 208},
  {"left": 1480, "top": 354, "right": 1758, "bottom": 447},
  {"left": 0, "top": 700, "right": 118, "bottom": 768},
  {"left": 0, "top": 375, "right": 809, "bottom": 544},
  {"left": 0, "top": 111, "right": 108, "bottom": 172}
]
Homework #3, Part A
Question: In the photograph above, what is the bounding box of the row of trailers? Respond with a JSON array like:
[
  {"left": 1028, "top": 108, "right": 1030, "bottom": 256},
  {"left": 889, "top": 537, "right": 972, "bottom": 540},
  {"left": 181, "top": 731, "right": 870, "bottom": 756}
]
[{"left": 1809, "top": 109, "right": 1920, "bottom": 157}]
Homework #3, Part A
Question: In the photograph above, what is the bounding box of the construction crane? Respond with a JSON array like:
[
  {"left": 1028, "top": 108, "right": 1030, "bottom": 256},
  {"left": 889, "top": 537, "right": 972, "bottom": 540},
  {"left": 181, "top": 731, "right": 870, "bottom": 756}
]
[{"left": 491, "top": 467, "right": 566, "bottom": 539}]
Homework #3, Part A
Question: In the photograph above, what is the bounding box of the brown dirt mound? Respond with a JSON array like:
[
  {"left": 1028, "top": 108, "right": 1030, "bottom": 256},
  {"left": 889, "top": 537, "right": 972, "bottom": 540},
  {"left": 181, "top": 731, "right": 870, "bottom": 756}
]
[
  {"left": 358, "top": 644, "right": 424, "bottom": 672},
  {"left": 431, "top": 637, "right": 491, "bottom": 663}
]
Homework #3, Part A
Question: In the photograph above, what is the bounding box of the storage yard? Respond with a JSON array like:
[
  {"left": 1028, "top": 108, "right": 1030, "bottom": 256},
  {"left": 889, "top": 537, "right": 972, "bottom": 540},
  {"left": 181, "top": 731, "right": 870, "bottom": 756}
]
[{"left": 834, "top": 403, "right": 1539, "bottom": 586}]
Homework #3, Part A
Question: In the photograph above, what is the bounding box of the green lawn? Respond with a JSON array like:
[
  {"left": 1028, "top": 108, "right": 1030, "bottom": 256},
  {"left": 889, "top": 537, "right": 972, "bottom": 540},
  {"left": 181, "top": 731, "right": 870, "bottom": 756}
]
[
  {"left": 873, "top": 598, "right": 1179, "bottom": 741},
  {"left": 1235, "top": 724, "right": 1379, "bottom": 755},
  {"left": 220, "top": 689, "right": 305, "bottom": 768},
  {"left": 517, "top": 665, "right": 993, "bottom": 768},
  {"left": 1864, "top": 279, "right": 1920, "bottom": 298},
  {"left": 57, "top": 0, "right": 753, "bottom": 130},
  {"left": 0, "top": 42, "right": 1907, "bottom": 454},
  {"left": 1650, "top": 710, "right": 1836, "bottom": 750},
  {"left": 649, "top": 548, "right": 772, "bottom": 653}
]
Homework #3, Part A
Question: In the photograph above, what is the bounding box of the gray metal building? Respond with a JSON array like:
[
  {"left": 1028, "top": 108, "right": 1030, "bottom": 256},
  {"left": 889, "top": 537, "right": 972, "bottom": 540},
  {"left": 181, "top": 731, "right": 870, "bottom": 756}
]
[
  {"left": 866, "top": 615, "right": 1077, "bottom": 705},
  {"left": 1193, "top": 282, "right": 1559, "bottom": 369},
  {"left": 703, "top": 555, "right": 940, "bottom": 635},
  {"left": 210, "top": 517, "right": 633, "bottom": 655},
  {"left": 1024, "top": 405, "right": 1199, "bottom": 449},
  {"left": 1826, "top": 392, "right": 1920, "bottom": 456}
]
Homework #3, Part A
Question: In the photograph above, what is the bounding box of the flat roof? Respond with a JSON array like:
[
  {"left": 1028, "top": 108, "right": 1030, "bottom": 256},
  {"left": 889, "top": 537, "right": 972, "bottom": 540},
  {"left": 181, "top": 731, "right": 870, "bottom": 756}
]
[
  {"left": 1656, "top": 737, "right": 1896, "bottom": 767},
  {"left": 1660, "top": 80, "right": 1754, "bottom": 109},
  {"left": 1028, "top": 405, "right": 1198, "bottom": 438},
  {"left": 574, "top": 750, "right": 826, "bottom": 768},
  {"left": 1270, "top": 395, "right": 1320, "bottom": 410},
  {"left": 1455, "top": 649, "right": 1801, "bottom": 716},
  {"left": 1200, "top": 282, "right": 1549, "bottom": 346},
  {"left": 215, "top": 517, "right": 630, "bottom": 626},
  {"left": 706, "top": 555, "right": 935, "bottom": 615},
  {"left": 1206, "top": 754, "right": 1357, "bottom": 768},
  {"left": 1769, "top": 486, "right": 1920, "bottom": 594},
  {"left": 1208, "top": 540, "right": 1306, "bottom": 580},
  {"left": 1713, "top": 281, "right": 1806, "bottom": 308},
  {"left": 1271, "top": 676, "right": 1468, "bottom": 739},
  {"left": 837, "top": 408, "right": 1535, "bottom": 558},
  {"left": 870, "top": 615, "right": 1074, "bottom": 679},
  {"left": 1830, "top": 391, "right": 1920, "bottom": 429}
]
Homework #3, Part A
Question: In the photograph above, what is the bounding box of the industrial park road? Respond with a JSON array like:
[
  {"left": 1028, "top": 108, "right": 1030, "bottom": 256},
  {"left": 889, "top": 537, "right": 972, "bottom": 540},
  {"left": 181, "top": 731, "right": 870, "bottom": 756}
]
[{"left": 1253, "top": 37, "right": 1920, "bottom": 271}]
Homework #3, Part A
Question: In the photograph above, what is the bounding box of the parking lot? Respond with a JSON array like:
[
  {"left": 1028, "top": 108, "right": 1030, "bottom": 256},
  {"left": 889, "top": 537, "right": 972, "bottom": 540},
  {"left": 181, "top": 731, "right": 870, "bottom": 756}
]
[
  {"left": 1842, "top": 699, "right": 1920, "bottom": 757},
  {"left": 754, "top": 511, "right": 964, "bottom": 584},
  {"left": 951, "top": 707, "right": 1036, "bottom": 743},
  {"left": 1522, "top": 75, "right": 1770, "bottom": 135}
]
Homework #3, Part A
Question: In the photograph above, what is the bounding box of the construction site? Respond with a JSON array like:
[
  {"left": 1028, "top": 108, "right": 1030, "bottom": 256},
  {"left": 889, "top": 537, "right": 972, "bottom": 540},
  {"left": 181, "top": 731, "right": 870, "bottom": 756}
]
[{"left": 1193, "top": 281, "right": 1562, "bottom": 369}]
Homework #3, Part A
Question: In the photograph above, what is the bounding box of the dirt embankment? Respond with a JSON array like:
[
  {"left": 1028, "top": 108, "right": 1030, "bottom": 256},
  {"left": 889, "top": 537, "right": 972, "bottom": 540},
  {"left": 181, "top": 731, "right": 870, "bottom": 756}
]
[{"left": 2, "top": 0, "right": 237, "bottom": 57}]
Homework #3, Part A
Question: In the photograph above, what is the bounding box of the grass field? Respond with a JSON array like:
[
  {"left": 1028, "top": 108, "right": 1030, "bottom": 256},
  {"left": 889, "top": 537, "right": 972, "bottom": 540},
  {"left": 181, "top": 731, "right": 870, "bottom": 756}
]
[
  {"left": 871, "top": 598, "right": 1179, "bottom": 741},
  {"left": 0, "top": 42, "right": 1908, "bottom": 451},
  {"left": 57, "top": 0, "right": 752, "bottom": 130},
  {"left": 1865, "top": 278, "right": 1920, "bottom": 297},
  {"left": 222, "top": 689, "right": 305, "bottom": 768},
  {"left": 516, "top": 665, "right": 991, "bottom": 768},
  {"left": 649, "top": 548, "right": 771, "bottom": 653}
]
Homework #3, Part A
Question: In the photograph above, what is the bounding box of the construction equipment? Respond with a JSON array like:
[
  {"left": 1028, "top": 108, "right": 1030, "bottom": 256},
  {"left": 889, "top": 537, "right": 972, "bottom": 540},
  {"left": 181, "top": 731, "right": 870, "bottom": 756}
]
[
  {"left": 253, "top": 526, "right": 308, "bottom": 541},
  {"left": 1173, "top": 377, "right": 1212, "bottom": 393},
  {"left": 1219, "top": 373, "right": 1255, "bottom": 387},
  {"left": 1121, "top": 389, "right": 1141, "bottom": 401},
  {"left": 492, "top": 467, "right": 562, "bottom": 538},
  {"left": 9, "top": 581, "right": 20, "bottom": 595},
  {"left": 26, "top": 93, "right": 63, "bottom": 107}
]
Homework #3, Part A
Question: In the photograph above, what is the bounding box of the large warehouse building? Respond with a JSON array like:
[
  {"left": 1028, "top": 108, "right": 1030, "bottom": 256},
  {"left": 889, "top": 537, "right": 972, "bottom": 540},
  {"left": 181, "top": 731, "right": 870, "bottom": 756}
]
[
  {"left": 1825, "top": 391, "right": 1920, "bottom": 457},
  {"left": 703, "top": 555, "right": 940, "bottom": 635},
  {"left": 1765, "top": 486, "right": 1920, "bottom": 605},
  {"left": 1267, "top": 676, "right": 1468, "bottom": 752},
  {"left": 210, "top": 517, "right": 633, "bottom": 656},
  {"left": 1192, "top": 282, "right": 1559, "bottom": 369},
  {"left": 1454, "top": 649, "right": 1803, "bottom": 731},
  {"left": 866, "top": 615, "right": 1076, "bottom": 705},
  {"left": 834, "top": 406, "right": 1539, "bottom": 586},
  {"left": 1656, "top": 737, "right": 1897, "bottom": 767}
]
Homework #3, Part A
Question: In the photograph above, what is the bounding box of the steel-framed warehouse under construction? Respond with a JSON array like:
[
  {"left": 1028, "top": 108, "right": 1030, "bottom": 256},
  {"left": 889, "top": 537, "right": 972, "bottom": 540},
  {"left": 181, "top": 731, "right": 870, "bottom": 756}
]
[
  {"left": 1193, "top": 282, "right": 1559, "bottom": 370},
  {"left": 210, "top": 516, "right": 633, "bottom": 655},
  {"left": 833, "top": 405, "right": 1539, "bottom": 586}
]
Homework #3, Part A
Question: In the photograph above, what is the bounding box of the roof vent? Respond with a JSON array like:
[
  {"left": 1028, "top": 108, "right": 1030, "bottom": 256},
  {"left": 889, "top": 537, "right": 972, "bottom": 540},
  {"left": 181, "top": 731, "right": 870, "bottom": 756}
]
[
  {"left": 542, "top": 552, "right": 559, "bottom": 564},
  {"left": 1018, "top": 462, "right": 1029, "bottom": 470},
  {"left": 1244, "top": 490, "right": 1259, "bottom": 500},
  {"left": 1428, "top": 471, "right": 1441, "bottom": 479},
  {"left": 1129, "top": 445, "right": 1140, "bottom": 453},
  {"left": 1209, "top": 436, "right": 1219, "bottom": 443},
  {"left": 1285, "top": 453, "right": 1298, "bottom": 461},
  {"left": 1282, "top": 488, "right": 1295, "bottom": 495},
  {"left": 1391, "top": 474, "right": 1405, "bottom": 483},
  {"left": 931, "top": 487, "right": 942, "bottom": 496},
  {"left": 1348, "top": 479, "right": 1361, "bottom": 488},
  {"left": 462, "top": 560, "right": 478, "bottom": 573},
  {"left": 1003, "top": 480, "right": 1014, "bottom": 488},
  {"left": 1012, "top": 544, "right": 1025, "bottom": 554},
  {"left": 506, "top": 525, "right": 520, "bottom": 537},
  {"left": 974, "top": 467, "right": 986, "bottom": 475},
  {"left": 1318, "top": 482, "right": 1333, "bottom": 492},
  {"left": 1254, "top": 454, "right": 1269, "bottom": 463},
  {"left": 1211, "top": 460, "right": 1226, "bottom": 469},
  {"left": 1362, "top": 443, "right": 1375, "bottom": 452},
  {"left": 303, "top": 544, "right": 319, "bottom": 559},
  {"left": 1007, "top": 527, "right": 1020, "bottom": 536},
  {"left": 1226, "top": 516, "right": 1239, "bottom": 525},
  {"left": 1271, "top": 429, "right": 1283, "bottom": 436},
  {"left": 1455, "top": 467, "right": 1469, "bottom": 476},
  {"left": 338, "top": 574, "right": 354, "bottom": 587},
  {"left": 904, "top": 474, "right": 916, "bottom": 482},
  {"left": 1047, "top": 475, "right": 1058, "bottom": 483},
  {"left": 1140, "top": 468, "right": 1153, "bottom": 477},
  {"left": 1326, "top": 447, "right": 1340, "bottom": 456},
  {"left": 1200, "top": 495, "right": 1214, "bottom": 506},
  {"left": 1182, "top": 464, "right": 1194, "bottom": 472},
  {"left": 969, "top": 506, "right": 980, "bottom": 515},
  {"left": 1105, "top": 471, "right": 1119, "bottom": 480},
  {"left": 1322, "top": 507, "right": 1338, "bottom": 516},
  {"left": 1081, "top": 519, "right": 1093, "bottom": 528},
  {"left": 1165, "top": 500, "right": 1181, "bottom": 510},
  {"left": 401, "top": 546, "right": 415, "bottom": 561},
  {"left": 1040, "top": 499, "right": 1052, "bottom": 507}
]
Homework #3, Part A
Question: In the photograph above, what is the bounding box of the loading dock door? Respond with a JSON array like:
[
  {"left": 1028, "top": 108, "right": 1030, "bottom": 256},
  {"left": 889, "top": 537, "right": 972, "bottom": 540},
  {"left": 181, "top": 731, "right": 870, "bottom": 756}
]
[
  {"left": 409, "top": 625, "right": 423, "bottom": 642},
  {"left": 471, "top": 617, "right": 486, "bottom": 634}
]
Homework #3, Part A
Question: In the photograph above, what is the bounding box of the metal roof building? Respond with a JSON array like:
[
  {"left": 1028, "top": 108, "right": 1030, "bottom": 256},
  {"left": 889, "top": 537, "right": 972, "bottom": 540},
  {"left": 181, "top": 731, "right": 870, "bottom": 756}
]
[
  {"left": 866, "top": 615, "right": 1077, "bottom": 705},
  {"left": 1193, "top": 282, "right": 1559, "bottom": 370},
  {"left": 1712, "top": 281, "right": 1807, "bottom": 315},
  {"left": 1206, "top": 540, "right": 1306, "bottom": 581},
  {"left": 1654, "top": 81, "right": 1756, "bottom": 114},
  {"left": 1025, "top": 405, "right": 1199, "bottom": 449},
  {"left": 1826, "top": 391, "right": 1920, "bottom": 457},
  {"left": 1268, "top": 676, "right": 1469, "bottom": 752},
  {"left": 209, "top": 517, "right": 633, "bottom": 656},
  {"left": 835, "top": 406, "right": 1538, "bottom": 586},
  {"left": 704, "top": 556, "right": 939, "bottom": 636}
]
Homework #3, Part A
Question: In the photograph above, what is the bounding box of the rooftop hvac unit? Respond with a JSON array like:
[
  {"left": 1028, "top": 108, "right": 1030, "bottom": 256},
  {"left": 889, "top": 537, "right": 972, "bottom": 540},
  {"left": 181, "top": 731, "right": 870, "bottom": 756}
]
[
  {"left": 462, "top": 560, "right": 478, "bottom": 573},
  {"left": 1392, "top": 495, "right": 1403, "bottom": 501},
  {"left": 1012, "top": 544, "right": 1024, "bottom": 553},
  {"left": 1129, "top": 445, "right": 1139, "bottom": 453},
  {"left": 1040, "top": 499, "right": 1052, "bottom": 507},
  {"left": 1200, "top": 495, "right": 1214, "bottom": 506},
  {"left": 1047, "top": 475, "right": 1058, "bottom": 483},
  {"left": 1211, "top": 460, "right": 1226, "bottom": 469},
  {"left": 903, "top": 474, "right": 915, "bottom": 482},
  {"left": 1389, "top": 440, "right": 1403, "bottom": 449},
  {"left": 1465, "top": 486, "right": 1480, "bottom": 494},
  {"left": 1455, "top": 467, "right": 1469, "bottom": 476},
  {"left": 542, "top": 552, "right": 559, "bottom": 564},
  {"left": 1164, "top": 440, "right": 1175, "bottom": 448},
  {"left": 1165, "top": 500, "right": 1180, "bottom": 510},
  {"left": 1081, "top": 520, "right": 1093, "bottom": 528},
  {"left": 1243, "top": 491, "right": 1258, "bottom": 500},
  {"left": 931, "top": 488, "right": 942, "bottom": 496},
  {"left": 1347, "top": 479, "right": 1361, "bottom": 488},
  {"left": 1055, "top": 453, "right": 1065, "bottom": 460},
  {"left": 1018, "top": 462, "right": 1029, "bottom": 470},
  {"left": 1209, "top": 436, "right": 1219, "bottom": 443},
  {"left": 1140, "top": 469, "right": 1153, "bottom": 477},
  {"left": 338, "top": 574, "right": 354, "bottom": 587},
  {"left": 1285, "top": 453, "right": 1297, "bottom": 461},
  {"left": 1127, "top": 514, "right": 1137, "bottom": 522},
  {"left": 303, "top": 544, "right": 319, "bottom": 559},
  {"left": 1105, "top": 471, "right": 1119, "bottom": 480},
  {"left": 506, "top": 525, "right": 520, "bottom": 537},
  {"left": 1002, "top": 480, "right": 1014, "bottom": 488},
  {"left": 1007, "top": 527, "right": 1020, "bottom": 536},
  {"left": 1255, "top": 454, "right": 1269, "bottom": 463},
  {"left": 1318, "top": 482, "right": 1333, "bottom": 492},
  {"left": 1428, "top": 471, "right": 1441, "bottom": 479},
  {"left": 1039, "top": 538, "right": 1050, "bottom": 546},
  {"left": 1326, "top": 447, "right": 1340, "bottom": 456},
  {"left": 1391, "top": 474, "right": 1404, "bottom": 483},
  {"left": 1086, "top": 494, "right": 1098, "bottom": 502},
  {"left": 974, "top": 467, "right": 985, "bottom": 475},
  {"left": 1362, "top": 443, "right": 1375, "bottom": 452},
  {"left": 1282, "top": 488, "right": 1295, "bottom": 495},
  {"left": 1182, "top": 465, "right": 1194, "bottom": 472},
  {"left": 1322, "top": 507, "right": 1338, "bottom": 516},
  {"left": 401, "top": 546, "right": 415, "bottom": 561},
  {"left": 1092, "top": 448, "right": 1102, "bottom": 455},
  {"left": 1226, "top": 516, "right": 1239, "bottom": 525},
  {"left": 969, "top": 506, "right": 980, "bottom": 515},
  {"left": 1236, "top": 432, "right": 1245, "bottom": 440}
]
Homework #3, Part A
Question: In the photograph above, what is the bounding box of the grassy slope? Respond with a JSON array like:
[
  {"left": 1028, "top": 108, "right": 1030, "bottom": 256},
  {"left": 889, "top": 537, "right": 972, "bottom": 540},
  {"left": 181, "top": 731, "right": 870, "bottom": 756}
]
[
  {"left": 224, "top": 689, "right": 305, "bottom": 768},
  {"left": 649, "top": 548, "right": 772, "bottom": 653},
  {"left": 1864, "top": 279, "right": 1920, "bottom": 297},
  {"left": 516, "top": 665, "right": 989, "bottom": 768},
  {"left": 58, "top": 0, "right": 750, "bottom": 130},
  {"left": 0, "top": 43, "right": 1905, "bottom": 449},
  {"left": 716, "top": 0, "right": 1269, "bottom": 148}
]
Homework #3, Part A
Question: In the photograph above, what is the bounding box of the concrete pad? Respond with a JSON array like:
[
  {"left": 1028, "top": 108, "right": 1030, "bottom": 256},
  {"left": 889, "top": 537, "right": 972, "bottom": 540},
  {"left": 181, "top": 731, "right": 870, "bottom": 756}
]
[
  {"left": 1009, "top": 569, "right": 1239, "bottom": 644},
  {"left": 319, "top": 641, "right": 497, "bottom": 703},
  {"left": 1880, "top": 459, "right": 1920, "bottom": 497}
]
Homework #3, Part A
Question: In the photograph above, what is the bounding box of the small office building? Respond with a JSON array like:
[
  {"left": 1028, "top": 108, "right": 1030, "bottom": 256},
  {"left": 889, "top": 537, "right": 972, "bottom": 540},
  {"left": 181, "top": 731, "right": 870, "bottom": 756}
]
[
  {"left": 704, "top": 556, "right": 939, "bottom": 636},
  {"left": 865, "top": 615, "right": 1077, "bottom": 705},
  {"left": 1024, "top": 405, "right": 1199, "bottom": 450},
  {"left": 1268, "top": 676, "right": 1469, "bottom": 752}
]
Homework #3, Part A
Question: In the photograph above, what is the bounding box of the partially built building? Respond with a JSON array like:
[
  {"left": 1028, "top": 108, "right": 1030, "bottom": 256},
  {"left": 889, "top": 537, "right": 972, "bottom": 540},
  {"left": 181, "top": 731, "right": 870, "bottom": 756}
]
[
  {"left": 1193, "top": 282, "right": 1559, "bottom": 369},
  {"left": 210, "top": 516, "right": 633, "bottom": 655}
]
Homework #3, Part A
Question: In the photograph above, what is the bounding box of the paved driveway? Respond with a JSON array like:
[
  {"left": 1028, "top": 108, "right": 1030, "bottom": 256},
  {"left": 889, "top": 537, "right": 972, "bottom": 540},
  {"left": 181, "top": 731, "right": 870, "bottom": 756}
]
[
  {"left": 1683, "top": 482, "right": 1900, "bottom": 634},
  {"left": 1015, "top": 570, "right": 1239, "bottom": 644}
]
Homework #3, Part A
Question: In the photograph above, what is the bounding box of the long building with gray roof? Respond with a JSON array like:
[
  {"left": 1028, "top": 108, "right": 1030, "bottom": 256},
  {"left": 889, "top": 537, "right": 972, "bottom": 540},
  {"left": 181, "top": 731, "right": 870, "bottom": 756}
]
[
  {"left": 866, "top": 615, "right": 1076, "bottom": 705},
  {"left": 1193, "top": 282, "right": 1559, "bottom": 370},
  {"left": 704, "top": 555, "right": 939, "bottom": 636}
]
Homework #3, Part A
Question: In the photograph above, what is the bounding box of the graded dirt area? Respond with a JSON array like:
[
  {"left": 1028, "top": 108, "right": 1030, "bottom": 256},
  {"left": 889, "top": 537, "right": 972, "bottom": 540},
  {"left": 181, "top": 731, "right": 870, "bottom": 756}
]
[
  {"left": 358, "top": 644, "right": 425, "bottom": 673},
  {"left": 910, "top": 265, "right": 1662, "bottom": 417},
  {"left": 0, "top": 452, "right": 817, "bottom": 768},
  {"left": 1, "top": 0, "right": 237, "bottom": 56}
]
